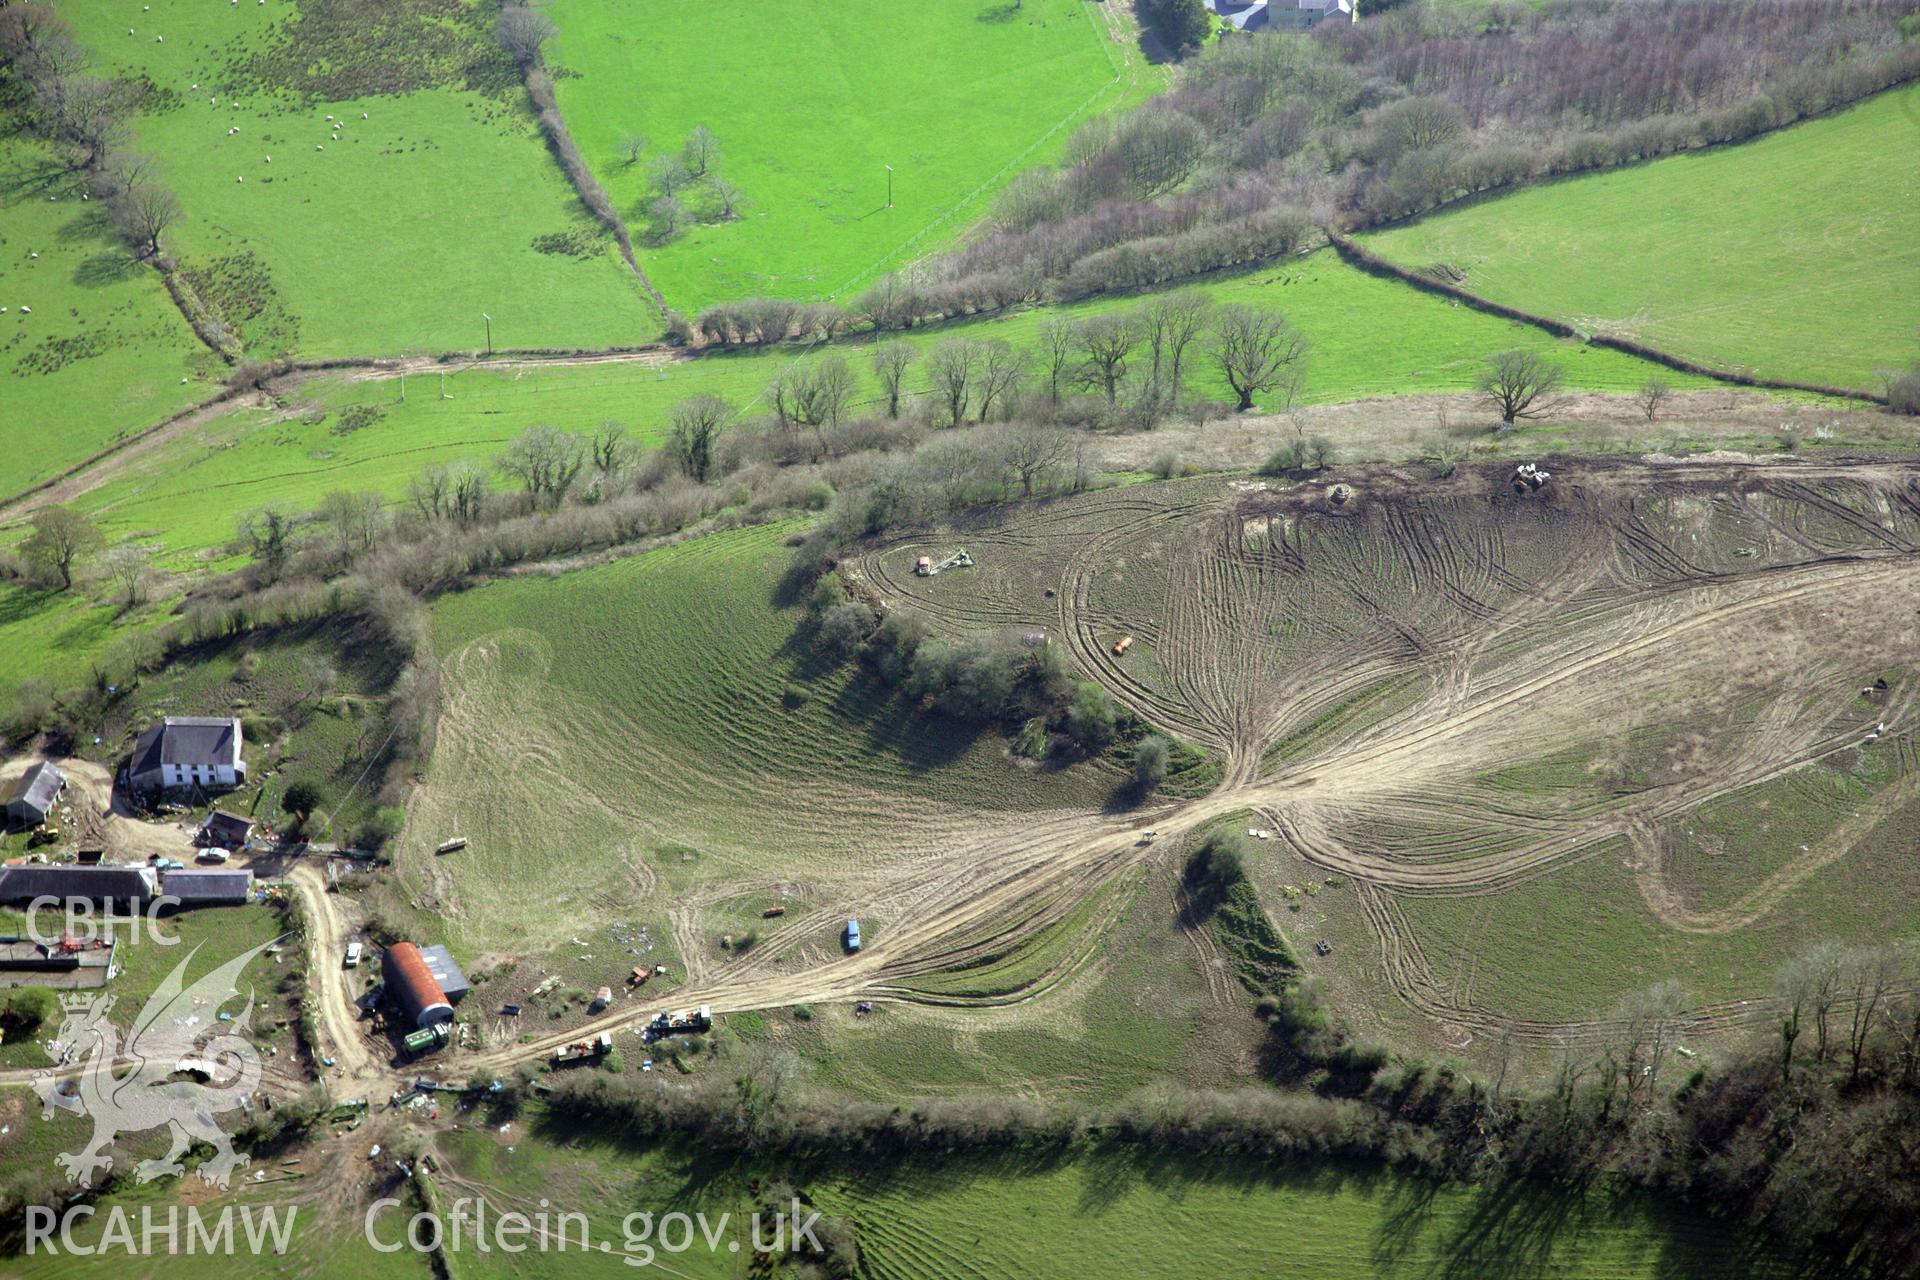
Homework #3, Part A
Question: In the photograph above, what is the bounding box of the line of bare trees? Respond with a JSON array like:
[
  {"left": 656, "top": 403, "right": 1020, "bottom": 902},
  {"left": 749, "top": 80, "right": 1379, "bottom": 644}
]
[{"left": 1, "top": 4, "right": 184, "bottom": 262}]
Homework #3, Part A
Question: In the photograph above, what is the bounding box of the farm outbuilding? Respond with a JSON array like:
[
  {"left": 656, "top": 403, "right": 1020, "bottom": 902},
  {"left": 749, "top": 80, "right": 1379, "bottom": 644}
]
[
  {"left": 197, "top": 810, "right": 255, "bottom": 849},
  {"left": 416, "top": 943, "right": 471, "bottom": 1003},
  {"left": 128, "top": 716, "right": 247, "bottom": 799},
  {"left": 2, "top": 761, "right": 66, "bottom": 829},
  {"left": 384, "top": 941, "right": 455, "bottom": 1028},
  {"left": 158, "top": 868, "right": 254, "bottom": 907},
  {"left": 0, "top": 865, "right": 157, "bottom": 913}
]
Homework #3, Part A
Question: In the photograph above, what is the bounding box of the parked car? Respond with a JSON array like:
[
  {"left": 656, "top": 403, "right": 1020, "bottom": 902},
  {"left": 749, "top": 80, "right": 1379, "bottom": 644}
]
[
  {"left": 845, "top": 919, "right": 862, "bottom": 952},
  {"left": 344, "top": 941, "right": 363, "bottom": 969}
]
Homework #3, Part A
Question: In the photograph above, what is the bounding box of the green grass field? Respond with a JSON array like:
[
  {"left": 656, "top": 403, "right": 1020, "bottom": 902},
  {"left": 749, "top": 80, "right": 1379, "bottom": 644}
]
[
  {"left": 816, "top": 1151, "right": 1792, "bottom": 1280},
  {"left": 1361, "top": 83, "right": 1920, "bottom": 391},
  {"left": 427, "top": 1118, "right": 1793, "bottom": 1280},
  {"left": 43, "top": 248, "right": 1709, "bottom": 568},
  {"left": 0, "top": 133, "right": 211, "bottom": 496},
  {"left": 57, "top": 0, "right": 654, "bottom": 360},
  {"left": 1396, "top": 822, "right": 1920, "bottom": 1023},
  {"left": 547, "top": 0, "right": 1163, "bottom": 312},
  {"left": 404, "top": 521, "right": 1117, "bottom": 959}
]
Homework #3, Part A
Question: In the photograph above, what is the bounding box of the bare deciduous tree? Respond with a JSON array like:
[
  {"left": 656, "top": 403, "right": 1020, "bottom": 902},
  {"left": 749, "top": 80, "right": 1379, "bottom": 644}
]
[
  {"left": 319, "top": 490, "right": 383, "bottom": 564},
  {"left": 1637, "top": 377, "right": 1671, "bottom": 423},
  {"left": 773, "top": 358, "right": 856, "bottom": 460},
  {"left": 926, "top": 338, "right": 983, "bottom": 426},
  {"left": 22, "top": 506, "right": 103, "bottom": 591},
  {"left": 1479, "top": 349, "right": 1565, "bottom": 426},
  {"left": 237, "top": 505, "right": 298, "bottom": 580},
  {"left": 109, "top": 183, "right": 178, "bottom": 257},
  {"left": 591, "top": 422, "right": 628, "bottom": 475},
  {"left": 683, "top": 125, "right": 718, "bottom": 177},
  {"left": 1210, "top": 304, "right": 1309, "bottom": 411},
  {"left": 709, "top": 176, "right": 740, "bottom": 220},
  {"left": 647, "top": 153, "right": 690, "bottom": 198},
  {"left": 1074, "top": 314, "right": 1135, "bottom": 404},
  {"left": 1038, "top": 317, "right": 1076, "bottom": 404},
  {"left": 991, "top": 421, "right": 1074, "bottom": 498},
  {"left": 101, "top": 543, "right": 154, "bottom": 609},
  {"left": 648, "top": 195, "right": 689, "bottom": 240},
  {"left": 617, "top": 132, "right": 647, "bottom": 165},
  {"left": 668, "top": 396, "right": 730, "bottom": 483},
  {"left": 871, "top": 342, "right": 915, "bottom": 418},
  {"left": 1141, "top": 290, "right": 1210, "bottom": 404},
  {"left": 496, "top": 6, "right": 557, "bottom": 67},
  {"left": 497, "top": 426, "right": 587, "bottom": 508},
  {"left": 975, "top": 340, "right": 1028, "bottom": 422}
]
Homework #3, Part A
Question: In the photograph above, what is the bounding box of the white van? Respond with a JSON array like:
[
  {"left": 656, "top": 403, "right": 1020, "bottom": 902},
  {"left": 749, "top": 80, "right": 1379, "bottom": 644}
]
[{"left": 344, "top": 941, "right": 363, "bottom": 969}]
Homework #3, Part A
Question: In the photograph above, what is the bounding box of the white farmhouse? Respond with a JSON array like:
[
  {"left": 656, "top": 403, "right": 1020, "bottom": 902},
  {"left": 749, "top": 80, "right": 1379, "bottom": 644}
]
[
  {"left": 128, "top": 716, "right": 247, "bottom": 798},
  {"left": 1207, "top": 0, "right": 1355, "bottom": 31}
]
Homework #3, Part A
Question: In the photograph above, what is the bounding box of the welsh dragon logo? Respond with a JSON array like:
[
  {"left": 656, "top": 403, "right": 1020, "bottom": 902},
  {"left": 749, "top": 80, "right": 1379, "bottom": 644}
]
[{"left": 31, "top": 939, "right": 280, "bottom": 1189}]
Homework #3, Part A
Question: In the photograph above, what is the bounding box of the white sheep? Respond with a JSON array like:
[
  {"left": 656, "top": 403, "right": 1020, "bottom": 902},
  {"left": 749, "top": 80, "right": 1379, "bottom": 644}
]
[
  {"left": 361, "top": 113, "right": 369, "bottom": 120},
  {"left": 28, "top": 252, "right": 37, "bottom": 259},
  {"left": 265, "top": 156, "right": 271, "bottom": 163},
  {"left": 19, "top": 306, "right": 30, "bottom": 314},
  {"left": 316, "top": 144, "right": 324, "bottom": 151},
  {"left": 237, "top": 176, "right": 243, "bottom": 183},
  {"left": 156, "top": 35, "right": 163, "bottom": 42}
]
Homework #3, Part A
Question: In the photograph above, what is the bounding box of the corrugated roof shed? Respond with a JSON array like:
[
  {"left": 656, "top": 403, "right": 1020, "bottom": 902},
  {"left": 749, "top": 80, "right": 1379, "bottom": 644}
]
[
  {"left": 2, "top": 762, "right": 66, "bottom": 824},
  {"left": 159, "top": 868, "right": 255, "bottom": 904},
  {"left": 384, "top": 942, "right": 453, "bottom": 1028},
  {"left": 417, "top": 944, "right": 471, "bottom": 1001}
]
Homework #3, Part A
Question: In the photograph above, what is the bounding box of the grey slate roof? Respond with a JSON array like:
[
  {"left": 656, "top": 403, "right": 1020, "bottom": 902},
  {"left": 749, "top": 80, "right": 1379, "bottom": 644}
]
[
  {"left": 159, "top": 868, "right": 255, "bottom": 904},
  {"left": 2, "top": 762, "right": 66, "bottom": 819},
  {"left": 130, "top": 717, "right": 240, "bottom": 776},
  {"left": 417, "top": 943, "right": 471, "bottom": 1001},
  {"left": 0, "top": 865, "right": 157, "bottom": 905}
]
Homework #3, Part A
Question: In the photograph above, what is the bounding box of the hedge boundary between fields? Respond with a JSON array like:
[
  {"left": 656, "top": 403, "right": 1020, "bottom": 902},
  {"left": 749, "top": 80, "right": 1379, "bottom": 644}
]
[{"left": 1325, "top": 231, "right": 1888, "bottom": 407}]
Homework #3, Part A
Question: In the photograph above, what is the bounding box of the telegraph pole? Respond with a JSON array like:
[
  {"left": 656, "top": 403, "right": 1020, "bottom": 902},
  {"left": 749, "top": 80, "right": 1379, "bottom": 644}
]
[
  {"left": 482, "top": 313, "right": 493, "bottom": 356},
  {"left": 886, "top": 164, "right": 893, "bottom": 209}
]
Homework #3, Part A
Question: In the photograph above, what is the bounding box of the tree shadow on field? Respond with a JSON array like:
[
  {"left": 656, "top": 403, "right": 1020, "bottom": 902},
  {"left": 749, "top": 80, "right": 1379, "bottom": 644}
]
[
  {"left": 1397, "top": 1171, "right": 1824, "bottom": 1280},
  {"left": 977, "top": 1, "right": 1022, "bottom": 22},
  {"left": 74, "top": 252, "right": 143, "bottom": 288}
]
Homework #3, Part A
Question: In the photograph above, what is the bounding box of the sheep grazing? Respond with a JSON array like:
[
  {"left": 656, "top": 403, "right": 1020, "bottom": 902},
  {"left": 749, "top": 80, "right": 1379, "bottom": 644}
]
[
  {"left": 19, "top": 306, "right": 30, "bottom": 314},
  {"left": 156, "top": 35, "right": 163, "bottom": 42},
  {"left": 265, "top": 156, "right": 271, "bottom": 163},
  {"left": 361, "top": 113, "right": 369, "bottom": 120},
  {"left": 237, "top": 176, "right": 243, "bottom": 183},
  {"left": 28, "top": 252, "right": 37, "bottom": 259},
  {"left": 315, "top": 145, "right": 324, "bottom": 151}
]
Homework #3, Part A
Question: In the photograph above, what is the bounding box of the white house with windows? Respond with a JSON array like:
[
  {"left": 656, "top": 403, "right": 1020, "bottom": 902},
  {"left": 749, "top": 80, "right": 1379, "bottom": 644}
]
[
  {"left": 128, "top": 716, "right": 247, "bottom": 798},
  {"left": 1208, "top": 0, "right": 1354, "bottom": 31}
]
